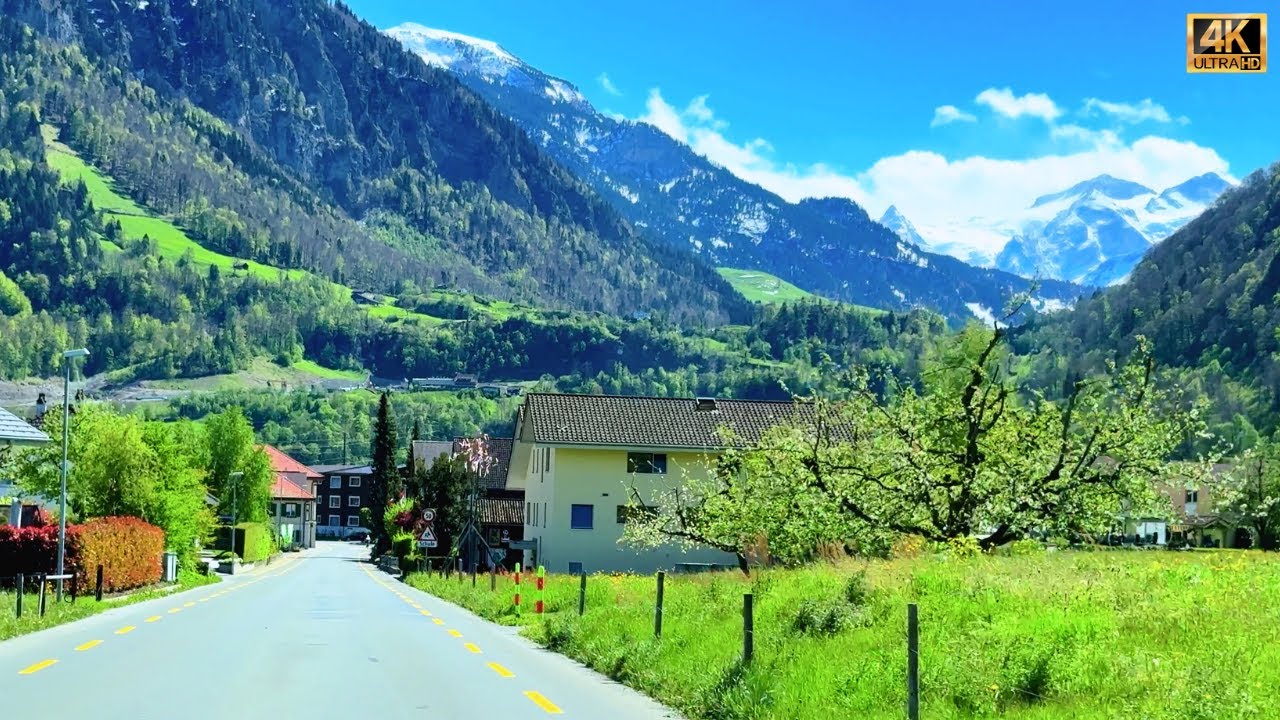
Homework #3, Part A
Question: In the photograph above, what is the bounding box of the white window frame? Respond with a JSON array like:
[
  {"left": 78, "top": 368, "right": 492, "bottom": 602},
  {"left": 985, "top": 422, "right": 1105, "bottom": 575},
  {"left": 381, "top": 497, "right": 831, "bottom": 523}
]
[
  {"left": 348, "top": 496, "right": 360, "bottom": 507},
  {"left": 329, "top": 476, "right": 341, "bottom": 489},
  {"left": 346, "top": 516, "right": 360, "bottom": 527},
  {"left": 284, "top": 503, "right": 299, "bottom": 518},
  {"left": 328, "top": 514, "right": 341, "bottom": 527},
  {"left": 329, "top": 496, "right": 341, "bottom": 509},
  {"left": 349, "top": 476, "right": 362, "bottom": 487}
]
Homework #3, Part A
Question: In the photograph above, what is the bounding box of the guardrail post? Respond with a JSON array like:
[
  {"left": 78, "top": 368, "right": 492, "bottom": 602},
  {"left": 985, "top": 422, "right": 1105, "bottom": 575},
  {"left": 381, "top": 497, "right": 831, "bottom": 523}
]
[
  {"left": 71, "top": 568, "right": 78, "bottom": 603},
  {"left": 743, "top": 593, "right": 754, "bottom": 663},
  {"left": 38, "top": 574, "right": 47, "bottom": 617},
  {"left": 15, "top": 574, "right": 23, "bottom": 618},
  {"left": 578, "top": 572, "right": 586, "bottom": 616},
  {"left": 654, "top": 571, "right": 665, "bottom": 639},
  {"left": 490, "top": 566, "right": 496, "bottom": 591},
  {"left": 95, "top": 565, "right": 104, "bottom": 601},
  {"left": 907, "top": 603, "right": 920, "bottom": 720}
]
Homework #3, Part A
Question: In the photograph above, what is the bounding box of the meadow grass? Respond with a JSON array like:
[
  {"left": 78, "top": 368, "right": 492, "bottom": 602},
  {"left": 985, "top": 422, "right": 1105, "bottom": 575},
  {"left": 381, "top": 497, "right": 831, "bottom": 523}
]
[
  {"left": 0, "top": 569, "right": 218, "bottom": 643},
  {"left": 406, "top": 550, "right": 1280, "bottom": 720},
  {"left": 718, "top": 267, "right": 817, "bottom": 304},
  {"left": 289, "top": 359, "right": 367, "bottom": 381}
]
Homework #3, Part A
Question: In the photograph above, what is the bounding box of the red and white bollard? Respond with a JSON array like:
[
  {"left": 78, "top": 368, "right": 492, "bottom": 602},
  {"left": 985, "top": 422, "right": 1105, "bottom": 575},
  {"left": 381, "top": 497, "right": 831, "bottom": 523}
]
[
  {"left": 513, "top": 564, "right": 522, "bottom": 616},
  {"left": 535, "top": 565, "right": 545, "bottom": 614}
]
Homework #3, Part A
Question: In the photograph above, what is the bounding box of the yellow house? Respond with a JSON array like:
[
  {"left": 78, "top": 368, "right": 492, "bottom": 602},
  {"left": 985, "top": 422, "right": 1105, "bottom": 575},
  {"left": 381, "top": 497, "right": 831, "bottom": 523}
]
[{"left": 508, "top": 393, "right": 806, "bottom": 574}]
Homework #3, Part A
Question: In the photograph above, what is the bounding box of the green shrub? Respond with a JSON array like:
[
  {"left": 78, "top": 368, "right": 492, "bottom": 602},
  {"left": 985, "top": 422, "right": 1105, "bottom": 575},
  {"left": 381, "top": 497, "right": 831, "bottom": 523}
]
[
  {"left": 229, "top": 522, "right": 273, "bottom": 562},
  {"left": 393, "top": 534, "right": 415, "bottom": 559},
  {"left": 1007, "top": 539, "right": 1045, "bottom": 556},
  {"left": 793, "top": 599, "right": 865, "bottom": 636},
  {"left": 844, "top": 571, "right": 869, "bottom": 606},
  {"left": 948, "top": 536, "right": 982, "bottom": 559}
]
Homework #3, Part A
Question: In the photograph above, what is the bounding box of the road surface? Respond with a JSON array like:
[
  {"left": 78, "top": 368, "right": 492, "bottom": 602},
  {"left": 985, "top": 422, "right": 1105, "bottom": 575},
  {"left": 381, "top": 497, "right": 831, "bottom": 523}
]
[{"left": 0, "top": 542, "right": 681, "bottom": 719}]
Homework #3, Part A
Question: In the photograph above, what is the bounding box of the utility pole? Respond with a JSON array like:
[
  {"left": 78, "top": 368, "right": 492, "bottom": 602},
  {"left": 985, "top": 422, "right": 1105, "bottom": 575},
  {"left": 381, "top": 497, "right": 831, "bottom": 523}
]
[{"left": 56, "top": 348, "right": 89, "bottom": 601}]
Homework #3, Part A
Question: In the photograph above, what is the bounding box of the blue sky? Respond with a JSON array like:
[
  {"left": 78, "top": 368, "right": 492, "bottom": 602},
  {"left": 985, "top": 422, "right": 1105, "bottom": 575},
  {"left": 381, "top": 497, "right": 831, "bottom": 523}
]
[{"left": 348, "top": 0, "right": 1276, "bottom": 246}]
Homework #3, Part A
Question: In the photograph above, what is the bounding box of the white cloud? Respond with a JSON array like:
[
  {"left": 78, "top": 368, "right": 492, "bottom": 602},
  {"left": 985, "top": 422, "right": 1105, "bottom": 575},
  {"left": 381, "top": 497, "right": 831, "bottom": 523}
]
[
  {"left": 635, "top": 89, "right": 1230, "bottom": 258},
  {"left": 931, "top": 105, "right": 977, "bottom": 127},
  {"left": 975, "top": 87, "right": 1062, "bottom": 122},
  {"left": 597, "top": 72, "right": 622, "bottom": 96},
  {"left": 1083, "top": 97, "right": 1187, "bottom": 125}
]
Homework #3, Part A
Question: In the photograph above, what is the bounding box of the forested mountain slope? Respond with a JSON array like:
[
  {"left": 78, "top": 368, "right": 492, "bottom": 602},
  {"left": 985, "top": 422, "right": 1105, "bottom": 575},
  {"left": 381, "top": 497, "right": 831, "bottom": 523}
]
[
  {"left": 1014, "top": 162, "right": 1280, "bottom": 440},
  {"left": 0, "top": 0, "right": 749, "bottom": 325}
]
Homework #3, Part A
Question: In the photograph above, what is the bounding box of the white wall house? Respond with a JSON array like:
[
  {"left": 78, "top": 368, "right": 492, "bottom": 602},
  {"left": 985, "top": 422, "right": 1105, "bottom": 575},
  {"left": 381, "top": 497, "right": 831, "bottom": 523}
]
[{"left": 507, "top": 393, "right": 808, "bottom": 574}]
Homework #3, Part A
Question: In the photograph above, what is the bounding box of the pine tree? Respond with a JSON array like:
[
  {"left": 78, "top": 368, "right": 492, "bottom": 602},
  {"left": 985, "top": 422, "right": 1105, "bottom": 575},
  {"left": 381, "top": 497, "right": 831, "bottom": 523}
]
[
  {"left": 368, "top": 392, "right": 400, "bottom": 555},
  {"left": 405, "top": 417, "right": 423, "bottom": 499}
]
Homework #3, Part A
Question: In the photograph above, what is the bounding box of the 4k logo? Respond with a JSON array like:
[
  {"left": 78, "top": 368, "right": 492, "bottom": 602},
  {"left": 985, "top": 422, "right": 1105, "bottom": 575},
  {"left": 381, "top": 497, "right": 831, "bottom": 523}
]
[{"left": 1187, "top": 14, "right": 1267, "bottom": 72}]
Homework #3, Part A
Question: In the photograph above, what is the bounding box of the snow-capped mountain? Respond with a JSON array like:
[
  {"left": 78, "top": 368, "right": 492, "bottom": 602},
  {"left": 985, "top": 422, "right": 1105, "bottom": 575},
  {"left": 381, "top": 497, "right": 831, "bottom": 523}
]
[
  {"left": 386, "top": 23, "right": 1083, "bottom": 323},
  {"left": 878, "top": 173, "right": 1233, "bottom": 287}
]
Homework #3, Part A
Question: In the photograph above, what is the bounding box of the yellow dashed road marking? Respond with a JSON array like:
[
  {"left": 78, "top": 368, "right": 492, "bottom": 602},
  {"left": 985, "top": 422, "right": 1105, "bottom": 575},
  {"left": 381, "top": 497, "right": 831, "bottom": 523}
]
[
  {"left": 487, "top": 662, "right": 514, "bottom": 678},
  {"left": 432, "top": 618, "right": 445, "bottom": 625},
  {"left": 419, "top": 609, "right": 432, "bottom": 617},
  {"left": 524, "top": 691, "right": 563, "bottom": 714},
  {"left": 75, "top": 639, "right": 102, "bottom": 652},
  {"left": 447, "top": 629, "right": 463, "bottom": 638},
  {"left": 18, "top": 659, "right": 56, "bottom": 675},
  {"left": 464, "top": 642, "right": 481, "bottom": 654},
  {"left": 115, "top": 625, "right": 136, "bottom": 635},
  {"left": 168, "top": 608, "right": 182, "bottom": 614},
  {"left": 183, "top": 602, "right": 195, "bottom": 607}
]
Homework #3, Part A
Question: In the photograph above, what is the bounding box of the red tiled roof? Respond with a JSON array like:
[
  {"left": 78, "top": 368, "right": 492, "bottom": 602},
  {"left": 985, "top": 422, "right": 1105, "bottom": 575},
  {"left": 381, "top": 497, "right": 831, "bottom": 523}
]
[
  {"left": 261, "top": 444, "right": 323, "bottom": 479},
  {"left": 271, "top": 473, "right": 315, "bottom": 500}
]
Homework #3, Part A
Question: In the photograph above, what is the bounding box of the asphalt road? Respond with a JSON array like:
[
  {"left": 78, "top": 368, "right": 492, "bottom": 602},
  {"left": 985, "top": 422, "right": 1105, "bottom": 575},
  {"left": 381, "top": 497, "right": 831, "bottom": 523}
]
[{"left": 0, "top": 541, "right": 681, "bottom": 719}]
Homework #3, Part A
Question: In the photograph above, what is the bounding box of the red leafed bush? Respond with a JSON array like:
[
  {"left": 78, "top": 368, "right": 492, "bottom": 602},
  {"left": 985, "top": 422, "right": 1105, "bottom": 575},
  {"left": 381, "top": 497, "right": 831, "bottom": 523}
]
[
  {"left": 0, "top": 516, "right": 163, "bottom": 592},
  {"left": 73, "top": 517, "right": 164, "bottom": 593},
  {"left": 0, "top": 524, "right": 61, "bottom": 581}
]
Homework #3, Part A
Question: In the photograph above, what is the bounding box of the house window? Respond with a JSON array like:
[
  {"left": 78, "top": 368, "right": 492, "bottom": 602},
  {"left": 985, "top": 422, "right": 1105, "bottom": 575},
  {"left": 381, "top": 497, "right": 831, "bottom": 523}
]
[
  {"left": 349, "top": 476, "right": 362, "bottom": 487},
  {"left": 328, "top": 514, "right": 340, "bottom": 526},
  {"left": 329, "top": 476, "right": 341, "bottom": 489},
  {"left": 270, "top": 502, "right": 280, "bottom": 517},
  {"left": 617, "top": 505, "right": 657, "bottom": 524},
  {"left": 533, "top": 449, "right": 541, "bottom": 473},
  {"left": 570, "top": 504, "right": 594, "bottom": 530},
  {"left": 284, "top": 503, "right": 299, "bottom": 518},
  {"left": 544, "top": 447, "right": 551, "bottom": 471},
  {"left": 346, "top": 516, "right": 360, "bottom": 527},
  {"left": 348, "top": 496, "right": 360, "bottom": 507},
  {"left": 525, "top": 501, "right": 531, "bottom": 525},
  {"left": 627, "top": 452, "right": 667, "bottom": 474},
  {"left": 329, "top": 496, "right": 341, "bottom": 509},
  {"left": 568, "top": 561, "right": 583, "bottom": 574},
  {"left": 1187, "top": 489, "right": 1199, "bottom": 503}
]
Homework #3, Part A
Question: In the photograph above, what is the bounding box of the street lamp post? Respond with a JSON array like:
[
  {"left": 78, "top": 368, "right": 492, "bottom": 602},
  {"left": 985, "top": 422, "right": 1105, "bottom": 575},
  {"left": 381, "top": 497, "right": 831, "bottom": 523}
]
[
  {"left": 228, "top": 471, "right": 244, "bottom": 570},
  {"left": 56, "top": 348, "right": 89, "bottom": 601}
]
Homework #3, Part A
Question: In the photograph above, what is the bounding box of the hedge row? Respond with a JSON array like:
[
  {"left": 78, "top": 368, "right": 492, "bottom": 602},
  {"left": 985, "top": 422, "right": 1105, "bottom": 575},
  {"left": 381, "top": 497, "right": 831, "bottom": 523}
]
[
  {"left": 218, "top": 522, "right": 276, "bottom": 562},
  {"left": 0, "top": 517, "right": 164, "bottom": 593}
]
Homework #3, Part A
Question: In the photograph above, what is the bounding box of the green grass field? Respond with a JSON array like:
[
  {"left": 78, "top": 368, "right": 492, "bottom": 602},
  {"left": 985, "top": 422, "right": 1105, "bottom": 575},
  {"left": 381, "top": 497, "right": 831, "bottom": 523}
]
[
  {"left": 0, "top": 570, "right": 218, "bottom": 643},
  {"left": 407, "top": 549, "right": 1280, "bottom": 720},
  {"left": 717, "top": 267, "right": 816, "bottom": 303},
  {"left": 289, "top": 359, "right": 366, "bottom": 381}
]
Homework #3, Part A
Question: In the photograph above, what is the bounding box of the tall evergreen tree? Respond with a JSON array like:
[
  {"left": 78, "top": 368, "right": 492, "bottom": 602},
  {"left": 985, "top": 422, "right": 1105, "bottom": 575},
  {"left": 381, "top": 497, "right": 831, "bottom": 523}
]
[
  {"left": 368, "top": 392, "right": 401, "bottom": 555},
  {"left": 405, "top": 417, "right": 423, "bottom": 499}
]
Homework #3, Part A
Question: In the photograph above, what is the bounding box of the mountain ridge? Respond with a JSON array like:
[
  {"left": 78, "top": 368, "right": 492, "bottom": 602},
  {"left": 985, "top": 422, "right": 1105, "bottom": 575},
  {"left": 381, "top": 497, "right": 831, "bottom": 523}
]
[{"left": 385, "top": 22, "right": 1085, "bottom": 325}]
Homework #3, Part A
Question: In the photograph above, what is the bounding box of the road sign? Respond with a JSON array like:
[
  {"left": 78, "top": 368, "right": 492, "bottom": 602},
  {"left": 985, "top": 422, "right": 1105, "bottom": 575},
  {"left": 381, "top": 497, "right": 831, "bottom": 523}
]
[
  {"left": 417, "top": 524, "right": 438, "bottom": 549},
  {"left": 422, "top": 509, "right": 435, "bottom": 522}
]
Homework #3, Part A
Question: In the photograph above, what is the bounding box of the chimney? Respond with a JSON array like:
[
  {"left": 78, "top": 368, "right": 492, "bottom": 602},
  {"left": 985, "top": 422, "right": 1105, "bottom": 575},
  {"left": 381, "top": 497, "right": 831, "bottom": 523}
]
[{"left": 695, "top": 397, "right": 718, "bottom": 413}]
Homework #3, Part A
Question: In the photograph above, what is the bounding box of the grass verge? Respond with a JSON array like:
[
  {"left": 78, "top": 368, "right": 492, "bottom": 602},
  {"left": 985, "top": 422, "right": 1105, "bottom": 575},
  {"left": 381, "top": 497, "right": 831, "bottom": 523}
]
[
  {"left": 1, "top": 569, "right": 219, "bottom": 643},
  {"left": 405, "top": 550, "right": 1280, "bottom": 720}
]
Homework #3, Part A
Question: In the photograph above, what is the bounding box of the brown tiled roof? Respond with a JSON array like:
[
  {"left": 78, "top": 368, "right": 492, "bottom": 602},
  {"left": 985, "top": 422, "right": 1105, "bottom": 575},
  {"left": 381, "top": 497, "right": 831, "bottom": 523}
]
[
  {"left": 453, "top": 436, "right": 513, "bottom": 490},
  {"left": 478, "top": 497, "right": 522, "bottom": 525},
  {"left": 518, "top": 393, "right": 816, "bottom": 449}
]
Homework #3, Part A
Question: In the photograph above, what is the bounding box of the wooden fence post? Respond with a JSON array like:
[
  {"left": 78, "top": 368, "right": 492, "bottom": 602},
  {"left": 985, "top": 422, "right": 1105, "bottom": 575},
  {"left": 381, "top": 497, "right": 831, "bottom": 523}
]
[
  {"left": 70, "top": 568, "right": 78, "bottom": 603},
  {"left": 743, "top": 593, "right": 754, "bottom": 663},
  {"left": 654, "top": 571, "right": 665, "bottom": 639},
  {"left": 15, "top": 574, "right": 23, "bottom": 618},
  {"left": 907, "top": 603, "right": 920, "bottom": 720},
  {"left": 490, "top": 566, "right": 496, "bottom": 591},
  {"left": 95, "top": 565, "right": 104, "bottom": 602},
  {"left": 38, "top": 574, "right": 47, "bottom": 617},
  {"left": 578, "top": 572, "right": 586, "bottom": 616}
]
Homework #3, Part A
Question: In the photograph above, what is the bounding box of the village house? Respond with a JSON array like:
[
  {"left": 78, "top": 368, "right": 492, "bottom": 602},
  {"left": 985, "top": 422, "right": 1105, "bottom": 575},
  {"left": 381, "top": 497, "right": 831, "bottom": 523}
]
[
  {"left": 262, "top": 445, "right": 320, "bottom": 549},
  {"left": 507, "top": 393, "right": 810, "bottom": 574},
  {"left": 1, "top": 406, "right": 51, "bottom": 526},
  {"left": 312, "top": 464, "right": 373, "bottom": 537}
]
